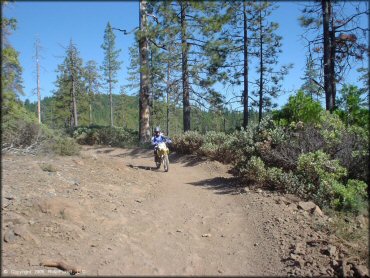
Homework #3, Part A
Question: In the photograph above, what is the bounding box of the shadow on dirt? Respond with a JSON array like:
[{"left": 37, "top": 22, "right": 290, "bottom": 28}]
[
  {"left": 96, "top": 149, "right": 115, "bottom": 154},
  {"left": 168, "top": 152, "right": 208, "bottom": 167},
  {"left": 187, "top": 176, "right": 242, "bottom": 195},
  {"left": 127, "top": 163, "right": 166, "bottom": 172}
]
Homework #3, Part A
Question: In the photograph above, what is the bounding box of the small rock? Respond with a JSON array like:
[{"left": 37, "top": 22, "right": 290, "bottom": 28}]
[
  {"left": 3, "top": 230, "right": 16, "bottom": 243},
  {"left": 176, "top": 229, "right": 182, "bottom": 233},
  {"left": 326, "top": 268, "right": 335, "bottom": 276},
  {"left": 202, "top": 233, "right": 211, "bottom": 238},
  {"left": 353, "top": 264, "right": 369, "bottom": 277},
  {"left": 135, "top": 199, "right": 143, "bottom": 203},
  {"left": 356, "top": 215, "right": 367, "bottom": 228},
  {"left": 322, "top": 245, "right": 337, "bottom": 257},
  {"left": 287, "top": 203, "right": 298, "bottom": 211},
  {"left": 331, "top": 259, "right": 339, "bottom": 268},
  {"left": 28, "top": 220, "right": 35, "bottom": 225},
  {"left": 242, "top": 187, "right": 249, "bottom": 193},
  {"left": 311, "top": 206, "right": 324, "bottom": 217},
  {"left": 256, "top": 189, "right": 263, "bottom": 193},
  {"left": 298, "top": 201, "right": 317, "bottom": 211}
]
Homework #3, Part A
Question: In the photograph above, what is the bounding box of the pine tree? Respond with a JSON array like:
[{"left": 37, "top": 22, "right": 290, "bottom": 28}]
[
  {"left": 149, "top": 1, "right": 230, "bottom": 132},
  {"left": 300, "top": 53, "right": 323, "bottom": 101},
  {"left": 1, "top": 16, "right": 24, "bottom": 116},
  {"left": 138, "top": 0, "right": 151, "bottom": 142},
  {"left": 299, "top": 1, "right": 369, "bottom": 111},
  {"left": 84, "top": 60, "right": 101, "bottom": 125},
  {"left": 221, "top": 1, "right": 255, "bottom": 128},
  {"left": 101, "top": 22, "right": 122, "bottom": 127},
  {"left": 53, "top": 40, "right": 85, "bottom": 128},
  {"left": 250, "top": 2, "right": 291, "bottom": 123}
]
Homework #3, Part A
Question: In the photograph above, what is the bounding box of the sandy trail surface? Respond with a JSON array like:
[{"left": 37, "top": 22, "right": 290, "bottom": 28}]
[{"left": 3, "top": 145, "right": 363, "bottom": 276}]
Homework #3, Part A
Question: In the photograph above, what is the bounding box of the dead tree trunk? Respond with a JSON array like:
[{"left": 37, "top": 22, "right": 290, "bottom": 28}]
[{"left": 322, "top": 0, "right": 334, "bottom": 111}]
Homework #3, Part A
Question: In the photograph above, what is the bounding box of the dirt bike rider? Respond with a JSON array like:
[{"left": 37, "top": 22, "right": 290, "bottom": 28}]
[{"left": 151, "top": 126, "right": 171, "bottom": 163}]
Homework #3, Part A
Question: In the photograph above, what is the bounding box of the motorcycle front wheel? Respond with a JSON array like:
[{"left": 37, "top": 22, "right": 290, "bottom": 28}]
[{"left": 163, "top": 155, "right": 169, "bottom": 172}]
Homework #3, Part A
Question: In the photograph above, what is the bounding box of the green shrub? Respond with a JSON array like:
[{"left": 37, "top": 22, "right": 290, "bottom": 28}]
[
  {"left": 331, "top": 179, "right": 368, "bottom": 213},
  {"left": 39, "top": 163, "right": 58, "bottom": 172},
  {"left": 72, "top": 126, "right": 138, "bottom": 147},
  {"left": 198, "top": 131, "right": 237, "bottom": 163},
  {"left": 237, "top": 156, "right": 267, "bottom": 185},
  {"left": 265, "top": 167, "right": 300, "bottom": 192},
  {"left": 52, "top": 137, "right": 81, "bottom": 156},
  {"left": 273, "top": 90, "right": 323, "bottom": 125},
  {"left": 318, "top": 111, "right": 346, "bottom": 149},
  {"left": 296, "top": 150, "right": 347, "bottom": 207},
  {"left": 172, "top": 131, "right": 204, "bottom": 154}
]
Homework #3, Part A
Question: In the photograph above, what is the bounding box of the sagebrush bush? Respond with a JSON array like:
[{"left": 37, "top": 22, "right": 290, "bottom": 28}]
[
  {"left": 237, "top": 156, "right": 267, "bottom": 185},
  {"left": 199, "top": 131, "right": 237, "bottom": 163},
  {"left": 171, "top": 131, "right": 204, "bottom": 154},
  {"left": 72, "top": 126, "right": 138, "bottom": 147}
]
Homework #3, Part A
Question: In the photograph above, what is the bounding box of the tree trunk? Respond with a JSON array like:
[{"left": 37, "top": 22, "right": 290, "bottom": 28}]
[
  {"left": 258, "top": 9, "right": 263, "bottom": 123},
  {"left": 139, "top": 0, "right": 151, "bottom": 143},
  {"left": 242, "top": 1, "right": 249, "bottom": 128},
  {"left": 330, "top": 15, "right": 336, "bottom": 110},
  {"left": 181, "top": 0, "right": 191, "bottom": 132},
  {"left": 166, "top": 62, "right": 170, "bottom": 136},
  {"left": 36, "top": 40, "right": 41, "bottom": 124},
  {"left": 322, "top": 0, "right": 334, "bottom": 111},
  {"left": 72, "top": 77, "right": 78, "bottom": 127},
  {"left": 89, "top": 103, "right": 92, "bottom": 126},
  {"left": 109, "top": 80, "right": 113, "bottom": 126}
]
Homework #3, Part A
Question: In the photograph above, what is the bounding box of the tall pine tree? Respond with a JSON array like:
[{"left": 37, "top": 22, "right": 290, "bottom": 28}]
[
  {"left": 53, "top": 40, "right": 85, "bottom": 128},
  {"left": 101, "top": 22, "right": 122, "bottom": 127}
]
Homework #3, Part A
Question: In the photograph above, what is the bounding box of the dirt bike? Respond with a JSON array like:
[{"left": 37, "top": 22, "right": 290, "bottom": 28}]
[{"left": 155, "top": 142, "right": 170, "bottom": 172}]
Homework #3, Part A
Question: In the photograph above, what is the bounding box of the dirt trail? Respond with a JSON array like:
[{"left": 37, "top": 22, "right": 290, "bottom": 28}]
[{"left": 2, "top": 146, "right": 366, "bottom": 276}]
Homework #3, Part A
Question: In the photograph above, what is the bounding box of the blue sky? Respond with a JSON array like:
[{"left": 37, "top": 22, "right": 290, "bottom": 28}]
[{"left": 3, "top": 1, "right": 368, "bottom": 109}]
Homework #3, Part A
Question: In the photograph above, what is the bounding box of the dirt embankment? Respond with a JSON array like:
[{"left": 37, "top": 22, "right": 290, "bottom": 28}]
[{"left": 2, "top": 146, "right": 368, "bottom": 276}]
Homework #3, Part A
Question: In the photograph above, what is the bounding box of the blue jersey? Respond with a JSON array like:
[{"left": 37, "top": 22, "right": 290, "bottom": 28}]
[{"left": 151, "top": 134, "right": 171, "bottom": 145}]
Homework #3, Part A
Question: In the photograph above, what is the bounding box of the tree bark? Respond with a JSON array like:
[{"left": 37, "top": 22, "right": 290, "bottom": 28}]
[
  {"left": 72, "top": 76, "right": 78, "bottom": 128},
  {"left": 330, "top": 15, "right": 336, "bottom": 110},
  {"left": 166, "top": 62, "right": 170, "bottom": 136},
  {"left": 258, "top": 8, "right": 263, "bottom": 123},
  {"left": 181, "top": 0, "right": 191, "bottom": 132},
  {"left": 322, "top": 0, "right": 334, "bottom": 111},
  {"left": 109, "top": 79, "right": 113, "bottom": 126},
  {"left": 36, "top": 39, "right": 41, "bottom": 124},
  {"left": 89, "top": 103, "right": 92, "bottom": 126},
  {"left": 242, "top": 1, "right": 249, "bottom": 128},
  {"left": 139, "top": 0, "right": 151, "bottom": 143}
]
